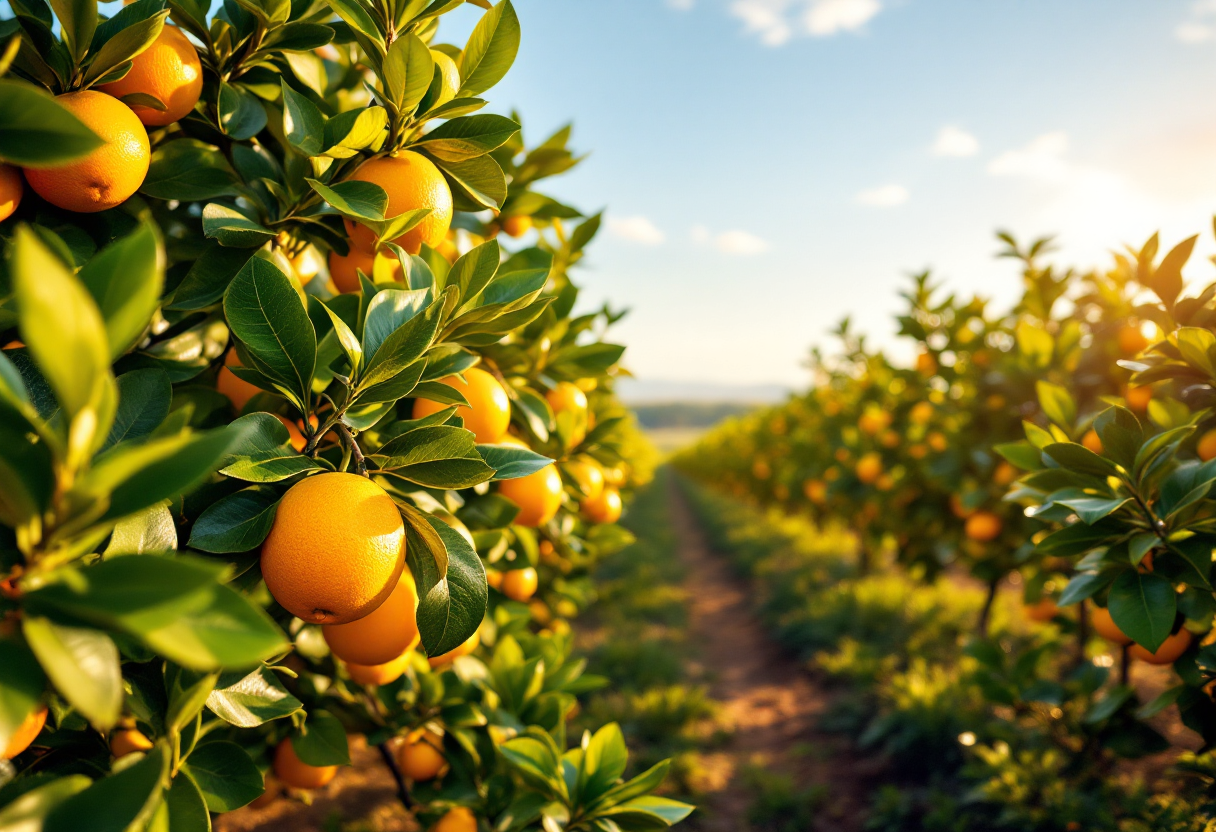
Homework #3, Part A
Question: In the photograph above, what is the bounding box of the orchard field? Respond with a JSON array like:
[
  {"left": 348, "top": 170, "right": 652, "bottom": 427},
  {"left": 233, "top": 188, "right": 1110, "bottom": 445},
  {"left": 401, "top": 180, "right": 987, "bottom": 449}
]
[{"left": 2, "top": 1, "right": 1216, "bottom": 831}]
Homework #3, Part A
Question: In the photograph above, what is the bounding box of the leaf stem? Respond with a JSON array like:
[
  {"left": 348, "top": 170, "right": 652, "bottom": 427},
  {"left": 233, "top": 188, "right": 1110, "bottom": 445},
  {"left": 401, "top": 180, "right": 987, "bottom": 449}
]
[{"left": 338, "top": 423, "right": 368, "bottom": 477}]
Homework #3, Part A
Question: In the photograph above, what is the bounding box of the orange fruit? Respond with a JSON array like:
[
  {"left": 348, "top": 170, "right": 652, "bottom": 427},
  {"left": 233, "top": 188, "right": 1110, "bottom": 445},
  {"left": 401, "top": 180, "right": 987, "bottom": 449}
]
[
  {"left": 752, "top": 459, "right": 771, "bottom": 480},
  {"left": 547, "top": 381, "right": 588, "bottom": 445},
  {"left": 916, "top": 352, "right": 937, "bottom": 376},
  {"left": 500, "top": 462, "right": 563, "bottom": 527},
  {"left": 1117, "top": 324, "right": 1148, "bottom": 357},
  {"left": 217, "top": 348, "right": 261, "bottom": 412},
  {"left": 1198, "top": 429, "right": 1216, "bottom": 462},
  {"left": 564, "top": 458, "right": 604, "bottom": 500},
  {"left": 965, "top": 510, "right": 1002, "bottom": 542},
  {"left": 500, "top": 567, "right": 538, "bottom": 602},
  {"left": 950, "top": 493, "right": 974, "bottom": 519},
  {"left": 855, "top": 453, "right": 882, "bottom": 485},
  {"left": 875, "top": 473, "right": 895, "bottom": 492},
  {"left": 261, "top": 472, "right": 406, "bottom": 624},
  {"left": 501, "top": 215, "right": 532, "bottom": 237},
  {"left": 909, "top": 401, "right": 934, "bottom": 424},
  {"left": 343, "top": 151, "right": 453, "bottom": 255},
  {"left": 602, "top": 465, "right": 626, "bottom": 488},
  {"left": 1129, "top": 629, "right": 1192, "bottom": 665},
  {"left": 328, "top": 246, "right": 404, "bottom": 293},
  {"left": 3, "top": 705, "right": 46, "bottom": 759},
  {"left": 803, "top": 479, "right": 827, "bottom": 504},
  {"left": 345, "top": 649, "right": 411, "bottom": 686},
  {"left": 993, "top": 461, "right": 1018, "bottom": 486},
  {"left": 428, "top": 630, "right": 479, "bottom": 668},
  {"left": 110, "top": 728, "right": 153, "bottom": 758},
  {"left": 908, "top": 443, "right": 928, "bottom": 459},
  {"left": 529, "top": 598, "right": 552, "bottom": 624},
  {"left": 1125, "top": 385, "right": 1151, "bottom": 412},
  {"left": 397, "top": 728, "right": 447, "bottom": 781},
  {"left": 412, "top": 367, "right": 510, "bottom": 444},
  {"left": 274, "top": 738, "right": 338, "bottom": 789},
  {"left": 24, "top": 91, "right": 149, "bottom": 213},
  {"left": 273, "top": 414, "right": 307, "bottom": 452},
  {"left": 292, "top": 247, "right": 322, "bottom": 283},
  {"left": 858, "top": 410, "right": 890, "bottom": 435},
  {"left": 1082, "top": 429, "right": 1103, "bottom": 455},
  {"left": 485, "top": 568, "right": 503, "bottom": 590},
  {"left": 0, "top": 164, "right": 23, "bottom": 222},
  {"left": 1023, "top": 598, "right": 1058, "bottom": 623},
  {"left": 250, "top": 775, "right": 281, "bottom": 809},
  {"left": 1091, "top": 606, "right": 1132, "bottom": 646},
  {"left": 98, "top": 26, "right": 203, "bottom": 126},
  {"left": 927, "top": 432, "right": 948, "bottom": 453},
  {"left": 431, "top": 806, "right": 477, "bottom": 832},
  {"left": 323, "top": 570, "right": 419, "bottom": 665},
  {"left": 581, "top": 487, "right": 622, "bottom": 524}
]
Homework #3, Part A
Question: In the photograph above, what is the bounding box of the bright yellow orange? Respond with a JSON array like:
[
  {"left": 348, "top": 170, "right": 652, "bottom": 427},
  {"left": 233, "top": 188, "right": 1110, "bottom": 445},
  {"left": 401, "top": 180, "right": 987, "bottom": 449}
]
[
  {"left": 916, "top": 351, "right": 937, "bottom": 376},
  {"left": 485, "top": 568, "right": 503, "bottom": 590},
  {"left": 564, "top": 458, "right": 604, "bottom": 500},
  {"left": 431, "top": 806, "right": 477, "bottom": 832},
  {"left": 547, "top": 381, "right": 588, "bottom": 445},
  {"left": 500, "top": 462, "right": 563, "bottom": 527},
  {"left": 1198, "top": 429, "right": 1216, "bottom": 462},
  {"left": 581, "top": 487, "right": 622, "bottom": 524},
  {"left": 603, "top": 465, "right": 626, "bottom": 488},
  {"left": 397, "top": 728, "right": 447, "bottom": 781},
  {"left": 217, "top": 348, "right": 261, "bottom": 413},
  {"left": 875, "top": 473, "right": 895, "bottom": 492},
  {"left": 3, "top": 705, "right": 46, "bottom": 759},
  {"left": 292, "top": 247, "right": 322, "bottom": 283},
  {"left": 0, "top": 164, "right": 22, "bottom": 222},
  {"left": 1129, "top": 629, "right": 1192, "bottom": 665},
  {"left": 965, "top": 511, "right": 1003, "bottom": 542},
  {"left": 328, "top": 246, "right": 404, "bottom": 293},
  {"left": 261, "top": 473, "right": 406, "bottom": 625},
  {"left": 98, "top": 26, "right": 202, "bottom": 126},
  {"left": 907, "top": 443, "right": 928, "bottom": 459},
  {"left": 345, "top": 650, "right": 411, "bottom": 686},
  {"left": 993, "top": 461, "right": 1018, "bottom": 486},
  {"left": 1125, "top": 385, "right": 1152, "bottom": 413},
  {"left": 501, "top": 215, "right": 532, "bottom": 237},
  {"left": 412, "top": 367, "right": 510, "bottom": 444},
  {"left": 1117, "top": 324, "right": 1148, "bottom": 357},
  {"left": 344, "top": 151, "right": 453, "bottom": 255},
  {"left": 1082, "top": 429, "right": 1103, "bottom": 455},
  {"left": 529, "top": 598, "right": 552, "bottom": 624},
  {"left": 273, "top": 738, "right": 337, "bottom": 789},
  {"left": 428, "top": 630, "right": 479, "bottom": 668},
  {"left": 1023, "top": 598, "right": 1058, "bottom": 623},
  {"left": 24, "top": 91, "right": 148, "bottom": 213},
  {"left": 855, "top": 453, "right": 882, "bottom": 485},
  {"left": 858, "top": 410, "right": 890, "bottom": 435},
  {"left": 324, "top": 570, "right": 419, "bottom": 665},
  {"left": 110, "top": 728, "right": 153, "bottom": 758},
  {"left": 500, "top": 567, "right": 538, "bottom": 602},
  {"left": 1091, "top": 606, "right": 1132, "bottom": 646},
  {"left": 927, "top": 432, "right": 948, "bottom": 453},
  {"left": 803, "top": 479, "right": 827, "bottom": 504}
]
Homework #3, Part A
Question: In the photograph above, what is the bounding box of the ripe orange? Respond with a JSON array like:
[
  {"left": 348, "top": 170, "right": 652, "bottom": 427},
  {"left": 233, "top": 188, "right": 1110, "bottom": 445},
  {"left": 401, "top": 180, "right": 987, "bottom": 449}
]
[
  {"left": 602, "top": 465, "right": 626, "bottom": 488},
  {"left": 98, "top": 26, "right": 202, "bottom": 126},
  {"left": 927, "top": 432, "right": 948, "bottom": 453},
  {"left": 1129, "top": 629, "right": 1192, "bottom": 665},
  {"left": 217, "top": 348, "right": 261, "bottom": 412},
  {"left": 485, "top": 568, "right": 503, "bottom": 590},
  {"left": 292, "top": 247, "right": 322, "bottom": 283},
  {"left": 397, "top": 728, "right": 447, "bottom": 781},
  {"left": 916, "top": 351, "right": 937, "bottom": 376},
  {"left": 547, "top": 381, "right": 588, "bottom": 444},
  {"left": 0, "top": 164, "right": 22, "bottom": 222},
  {"left": 909, "top": 401, "right": 933, "bottom": 424},
  {"left": 1081, "top": 429, "right": 1103, "bottom": 455},
  {"left": 428, "top": 630, "right": 479, "bottom": 668},
  {"left": 261, "top": 472, "right": 406, "bottom": 625},
  {"left": 500, "top": 567, "right": 538, "bottom": 602},
  {"left": 1117, "top": 324, "right": 1148, "bottom": 357},
  {"left": 1125, "top": 385, "right": 1151, "bottom": 413},
  {"left": 581, "top": 487, "right": 622, "bottom": 524},
  {"left": 431, "top": 806, "right": 477, "bottom": 832},
  {"left": 274, "top": 738, "right": 338, "bottom": 789},
  {"left": 907, "top": 443, "right": 928, "bottom": 459},
  {"left": 564, "top": 458, "right": 604, "bottom": 500},
  {"left": 501, "top": 215, "right": 532, "bottom": 237},
  {"left": 1090, "top": 606, "right": 1132, "bottom": 645},
  {"left": 412, "top": 367, "right": 510, "bottom": 444},
  {"left": 875, "top": 473, "right": 895, "bottom": 492},
  {"left": 500, "top": 461, "right": 563, "bottom": 527},
  {"left": 24, "top": 91, "right": 149, "bottom": 213},
  {"left": 110, "top": 728, "right": 153, "bottom": 758},
  {"left": 328, "top": 246, "right": 403, "bottom": 293},
  {"left": 949, "top": 493, "right": 974, "bottom": 519},
  {"left": 803, "top": 479, "right": 827, "bottom": 504},
  {"left": 858, "top": 410, "right": 890, "bottom": 435},
  {"left": 1197, "top": 428, "right": 1216, "bottom": 462},
  {"left": 965, "top": 510, "right": 1002, "bottom": 542},
  {"left": 1023, "top": 598, "right": 1058, "bottom": 623},
  {"left": 323, "top": 570, "right": 419, "bottom": 665},
  {"left": 752, "top": 459, "right": 771, "bottom": 480},
  {"left": 3, "top": 705, "right": 46, "bottom": 759},
  {"left": 345, "top": 649, "right": 411, "bottom": 686},
  {"left": 344, "top": 151, "right": 453, "bottom": 255},
  {"left": 992, "top": 461, "right": 1018, "bottom": 486},
  {"left": 855, "top": 452, "right": 882, "bottom": 485},
  {"left": 529, "top": 598, "right": 552, "bottom": 624}
]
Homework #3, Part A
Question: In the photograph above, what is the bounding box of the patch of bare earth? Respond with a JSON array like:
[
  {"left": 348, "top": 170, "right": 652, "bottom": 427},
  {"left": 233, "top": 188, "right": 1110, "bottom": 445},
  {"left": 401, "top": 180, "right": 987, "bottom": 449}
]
[{"left": 668, "top": 482, "right": 875, "bottom": 832}]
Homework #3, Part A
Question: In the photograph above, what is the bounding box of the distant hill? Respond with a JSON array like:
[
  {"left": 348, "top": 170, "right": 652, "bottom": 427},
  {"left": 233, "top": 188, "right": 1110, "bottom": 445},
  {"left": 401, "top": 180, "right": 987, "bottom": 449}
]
[
  {"left": 616, "top": 378, "right": 790, "bottom": 405},
  {"left": 632, "top": 402, "right": 762, "bottom": 430}
]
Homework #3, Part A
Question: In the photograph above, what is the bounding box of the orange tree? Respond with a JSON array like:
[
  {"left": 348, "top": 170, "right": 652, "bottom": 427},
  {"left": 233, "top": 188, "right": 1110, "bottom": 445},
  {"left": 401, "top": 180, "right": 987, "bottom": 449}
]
[{"left": 0, "top": 1, "right": 690, "bottom": 830}]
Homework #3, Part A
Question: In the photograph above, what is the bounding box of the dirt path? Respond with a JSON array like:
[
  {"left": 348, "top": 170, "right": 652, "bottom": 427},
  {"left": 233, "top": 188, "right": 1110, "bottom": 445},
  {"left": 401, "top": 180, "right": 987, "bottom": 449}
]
[{"left": 667, "top": 480, "right": 874, "bottom": 832}]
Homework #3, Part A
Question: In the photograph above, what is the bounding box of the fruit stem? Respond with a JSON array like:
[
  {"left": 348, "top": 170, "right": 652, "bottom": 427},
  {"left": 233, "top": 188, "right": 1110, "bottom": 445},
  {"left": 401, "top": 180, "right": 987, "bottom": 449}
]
[
  {"left": 376, "top": 742, "right": 413, "bottom": 811},
  {"left": 337, "top": 423, "right": 368, "bottom": 477}
]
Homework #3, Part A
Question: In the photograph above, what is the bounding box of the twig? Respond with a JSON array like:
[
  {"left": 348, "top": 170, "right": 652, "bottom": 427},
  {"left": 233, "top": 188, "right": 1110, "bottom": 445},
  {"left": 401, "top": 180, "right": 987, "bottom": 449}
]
[
  {"left": 337, "top": 423, "right": 368, "bottom": 477},
  {"left": 377, "top": 742, "right": 413, "bottom": 811}
]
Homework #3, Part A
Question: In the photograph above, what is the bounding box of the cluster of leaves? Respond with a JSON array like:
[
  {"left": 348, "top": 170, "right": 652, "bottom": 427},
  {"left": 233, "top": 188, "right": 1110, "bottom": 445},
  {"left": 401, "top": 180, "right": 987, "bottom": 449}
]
[
  {"left": 676, "top": 225, "right": 1216, "bottom": 823},
  {"left": 0, "top": 0, "right": 689, "bottom": 830}
]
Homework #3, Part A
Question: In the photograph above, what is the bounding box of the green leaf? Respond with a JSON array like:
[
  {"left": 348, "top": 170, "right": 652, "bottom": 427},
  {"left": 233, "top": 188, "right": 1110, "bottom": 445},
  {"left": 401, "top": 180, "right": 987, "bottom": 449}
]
[
  {"left": 1057, "top": 571, "right": 1112, "bottom": 606},
  {"left": 291, "top": 710, "right": 350, "bottom": 766},
  {"left": 435, "top": 153, "right": 507, "bottom": 210},
  {"left": 206, "top": 666, "right": 302, "bottom": 727},
  {"left": 1036, "top": 380, "right": 1076, "bottom": 429},
  {"left": 44, "top": 745, "right": 167, "bottom": 832},
  {"left": 48, "top": 0, "right": 97, "bottom": 63},
  {"left": 217, "top": 81, "right": 267, "bottom": 140},
  {"left": 0, "top": 639, "right": 46, "bottom": 756},
  {"left": 105, "top": 501, "right": 178, "bottom": 556},
  {"left": 382, "top": 33, "right": 432, "bottom": 112},
  {"left": 165, "top": 771, "right": 211, "bottom": 832},
  {"left": 449, "top": 239, "right": 500, "bottom": 303},
  {"left": 142, "top": 139, "right": 238, "bottom": 200},
  {"left": 498, "top": 732, "right": 565, "bottom": 799},
  {"left": 188, "top": 486, "right": 280, "bottom": 552},
  {"left": 0, "top": 80, "right": 104, "bottom": 166},
  {"left": 184, "top": 742, "right": 265, "bottom": 812},
  {"left": 79, "top": 222, "right": 164, "bottom": 360},
  {"left": 1109, "top": 570, "right": 1177, "bottom": 653},
  {"left": 261, "top": 21, "right": 335, "bottom": 51},
  {"left": 457, "top": 0, "right": 519, "bottom": 97},
  {"left": 23, "top": 617, "right": 122, "bottom": 733},
  {"left": 318, "top": 300, "right": 364, "bottom": 377},
  {"left": 579, "top": 722, "right": 629, "bottom": 804},
  {"left": 361, "top": 288, "right": 431, "bottom": 358},
  {"left": 321, "top": 107, "right": 388, "bottom": 158},
  {"left": 166, "top": 244, "right": 255, "bottom": 311},
  {"left": 220, "top": 450, "right": 325, "bottom": 483},
  {"left": 323, "top": 0, "right": 380, "bottom": 43},
  {"left": 600, "top": 795, "right": 695, "bottom": 828},
  {"left": 592, "top": 760, "right": 672, "bottom": 811},
  {"left": 412, "top": 114, "right": 519, "bottom": 162},
  {"left": 81, "top": 9, "right": 167, "bottom": 86},
  {"left": 377, "top": 425, "right": 495, "bottom": 488},
  {"left": 281, "top": 80, "right": 325, "bottom": 156},
  {"left": 306, "top": 178, "right": 388, "bottom": 222},
  {"left": 1016, "top": 319, "right": 1054, "bottom": 368},
  {"left": 0, "top": 776, "right": 92, "bottom": 831},
  {"left": 1043, "top": 443, "right": 1119, "bottom": 478},
  {"left": 1174, "top": 327, "right": 1216, "bottom": 377},
  {"left": 406, "top": 510, "right": 487, "bottom": 657},
  {"left": 102, "top": 368, "right": 172, "bottom": 452},
  {"left": 1049, "top": 489, "right": 1131, "bottom": 525},
  {"left": 360, "top": 300, "right": 441, "bottom": 390},
  {"left": 478, "top": 443, "right": 552, "bottom": 480},
  {"left": 224, "top": 256, "right": 317, "bottom": 407},
  {"left": 1152, "top": 235, "right": 1197, "bottom": 310},
  {"left": 202, "top": 204, "right": 276, "bottom": 247}
]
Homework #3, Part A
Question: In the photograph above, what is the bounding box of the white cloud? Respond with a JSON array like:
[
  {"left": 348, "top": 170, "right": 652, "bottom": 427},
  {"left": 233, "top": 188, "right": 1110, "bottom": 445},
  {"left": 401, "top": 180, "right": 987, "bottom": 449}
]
[
  {"left": 854, "top": 184, "right": 909, "bottom": 207},
  {"left": 987, "top": 131, "right": 1070, "bottom": 181},
  {"left": 691, "top": 225, "right": 771, "bottom": 255},
  {"left": 1177, "top": 1, "right": 1216, "bottom": 42},
  {"left": 932, "top": 125, "right": 979, "bottom": 157},
  {"left": 667, "top": 0, "right": 695, "bottom": 10},
  {"left": 729, "top": 0, "right": 880, "bottom": 46},
  {"left": 606, "top": 215, "right": 665, "bottom": 245}
]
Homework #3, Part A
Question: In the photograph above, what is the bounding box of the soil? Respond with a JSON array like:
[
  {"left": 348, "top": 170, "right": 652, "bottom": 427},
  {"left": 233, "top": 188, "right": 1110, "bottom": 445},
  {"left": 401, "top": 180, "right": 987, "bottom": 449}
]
[{"left": 667, "top": 480, "right": 876, "bottom": 832}]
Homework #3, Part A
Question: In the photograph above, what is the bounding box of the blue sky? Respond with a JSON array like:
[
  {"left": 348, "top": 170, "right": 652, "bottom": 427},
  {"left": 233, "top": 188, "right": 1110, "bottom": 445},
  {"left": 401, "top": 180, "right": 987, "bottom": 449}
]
[{"left": 435, "top": 0, "right": 1216, "bottom": 388}]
